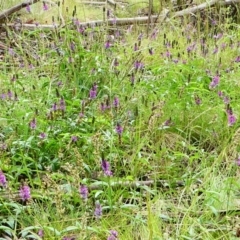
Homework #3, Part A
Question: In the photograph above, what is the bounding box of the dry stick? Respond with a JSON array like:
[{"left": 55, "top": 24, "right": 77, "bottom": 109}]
[
  {"left": 0, "top": 0, "right": 40, "bottom": 21},
  {"left": 81, "top": 1, "right": 106, "bottom": 5}
]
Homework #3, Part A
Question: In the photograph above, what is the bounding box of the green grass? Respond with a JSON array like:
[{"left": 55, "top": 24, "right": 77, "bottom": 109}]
[{"left": 0, "top": 1, "right": 240, "bottom": 239}]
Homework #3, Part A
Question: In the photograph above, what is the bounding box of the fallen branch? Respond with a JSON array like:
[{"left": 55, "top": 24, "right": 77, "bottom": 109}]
[
  {"left": 172, "top": 0, "right": 240, "bottom": 18},
  {"left": 0, "top": 0, "right": 40, "bottom": 21},
  {"left": 2, "top": 0, "right": 240, "bottom": 30}
]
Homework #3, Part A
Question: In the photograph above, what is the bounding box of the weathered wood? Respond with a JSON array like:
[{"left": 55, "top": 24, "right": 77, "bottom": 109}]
[{"left": 172, "top": 0, "right": 240, "bottom": 18}]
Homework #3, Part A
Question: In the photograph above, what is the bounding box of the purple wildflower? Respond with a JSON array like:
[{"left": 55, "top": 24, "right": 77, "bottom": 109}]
[
  {"left": 213, "top": 47, "right": 218, "bottom": 54},
  {"left": 43, "top": 2, "right": 48, "bottom": 11},
  {"left": 0, "top": 142, "right": 7, "bottom": 151},
  {"left": 101, "top": 159, "right": 112, "bottom": 176},
  {"left": 218, "top": 91, "right": 223, "bottom": 97},
  {"left": 195, "top": 95, "right": 201, "bottom": 105},
  {"left": 89, "top": 83, "right": 97, "bottom": 99},
  {"left": 236, "top": 158, "right": 240, "bottom": 166},
  {"left": 71, "top": 136, "right": 78, "bottom": 143},
  {"left": 1, "top": 93, "right": 6, "bottom": 100},
  {"left": 172, "top": 59, "right": 179, "bottom": 64},
  {"left": 38, "top": 229, "right": 44, "bottom": 238},
  {"left": 26, "top": 4, "right": 31, "bottom": 13},
  {"left": 79, "top": 112, "right": 84, "bottom": 118},
  {"left": 134, "top": 43, "right": 138, "bottom": 51},
  {"left": 0, "top": 171, "right": 7, "bottom": 187},
  {"left": 164, "top": 118, "right": 172, "bottom": 126},
  {"left": 52, "top": 102, "right": 58, "bottom": 111},
  {"left": 8, "top": 48, "right": 15, "bottom": 56},
  {"left": 116, "top": 123, "right": 123, "bottom": 135},
  {"left": 29, "top": 118, "right": 37, "bottom": 130},
  {"left": 113, "top": 97, "right": 119, "bottom": 108},
  {"left": 94, "top": 201, "right": 102, "bottom": 219},
  {"left": 19, "top": 184, "right": 31, "bottom": 201},
  {"left": 235, "top": 56, "right": 240, "bottom": 63},
  {"left": 70, "top": 42, "right": 75, "bottom": 52},
  {"left": 39, "top": 132, "right": 47, "bottom": 140},
  {"left": 165, "top": 50, "right": 171, "bottom": 58},
  {"left": 228, "top": 113, "right": 236, "bottom": 126},
  {"left": 79, "top": 185, "right": 88, "bottom": 200},
  {"left": 105, "top": 40, "right": 111, "bottom": 49},
  {"left": 101, "top": 102, "right": 107, "bottom": 112},
  {"left": 150, "top": 28, "right": 158, "bottom": 40},
  {"left": 59, "top": 97, "right": 66, "bottom": 111},
  {"left": 223, "top": 96, "right": 230, "bottom": 104},
  {"left": 138, "top": 32, "right": 143, "bottom": 40},
  {"left": 209, "top": 75, "right": 220, "bottom": 89},
  {"left": 107, "top": 230, "right": 118, "bottom": 240},
  {"left": 134, "top": 61, "right": 144, "bottom": 70}
]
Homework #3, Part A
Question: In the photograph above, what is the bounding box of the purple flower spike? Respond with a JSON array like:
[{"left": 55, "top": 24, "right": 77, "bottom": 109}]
[
  {"left": 235, "top": 56, "right": 240, "bottom": 63},
  {"left": 101, "top": 159, "right": 112, "bottom": 176},
  {"left": 134, "top": 61, "right": 144, "bottom": 70},
  {"left": 113, "top": 97, "right": 119, "bottom": 108},
  {"left": 26, "top": 4, "right": 31, "bottom": 13},
  {"left": 29, "top": 118, "right": 37, "bottom": 130},
  {"left": 107, "top": 230, "right": 118, "bottom": 240},
  {"left": 19, "top": 184, "right": 31, "bottom": 202},
  {"left": 228, "top": 113, "right": 236, "bottom": 126},
  {"left": 39, "top": 132, "right": 47, "bottom": 140},
  {"left": 59, "top": 97, "right": 66, "bottom": 111},
  {"left": 71, "top": 136, "right": 78, "bottom": 143},
  {"left": 195, "top": 95, "right": 201, "bottom": 105},
  {"left": 236, "top": 158, "right": 240, "bottom": 166},
  {"left": 94, "top": 201, "right": 102, "bottom": 219},
  {"left": 79, "top": 184, "right": 88, "bottom": 200},
  {"left": 0, "top": 171, "right": 7, "bottom": 187},
  {"left": 209, "top": 75, "right": 220, "bottom": 89},
  {"left": 43, "top": 2, "right": 48, "bottom": 11},
  {"left": 116, "top": 123, "right": 123, "bottom": 135},
  {"left": 105, "top": 40, "right": 111, "bottom": 49},
  {"left": 38, "top": 229, "right": 44, "bottom": 238},
  {"left": 89, "top": 83, "right": 97, "bottom": 99}
]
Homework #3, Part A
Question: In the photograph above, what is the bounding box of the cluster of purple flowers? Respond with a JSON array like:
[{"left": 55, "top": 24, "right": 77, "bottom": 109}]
[
  {"left": 101, "top": 159, "right": 112, "bottom": 176},
  {"left": 79, "top": 184, "right": 88, "bottom": 200},
  {"left": 209, "top": 75, "right": 220, "bottom": 89},
  {"left": 101, "top": 97, "right": 120, "bottom": 112},
  {"left": 107, "top": 230, "right": 118, "bottom": 240},
  {"left": 19, "top": 184, "right": 31, "bottom": 202},
  {"left": 89, "top": 83, "right": 97, "bottom": 99},
  {"left": 29, "top": 117, "right": 37, "bottom": 130},
  {"left": 0, "top": 171, "right": 7, "bottom": 187},
  {"left": 94, "top": 201, "right": 102, "bottom": 219},
  {"left": 1, "top": 90, "right": 17, "bottom": 101}
]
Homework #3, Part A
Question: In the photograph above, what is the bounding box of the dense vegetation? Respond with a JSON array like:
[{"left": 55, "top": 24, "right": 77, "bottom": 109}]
[{"left": 0, "top": 0, "right": 240, "bottom": 239}]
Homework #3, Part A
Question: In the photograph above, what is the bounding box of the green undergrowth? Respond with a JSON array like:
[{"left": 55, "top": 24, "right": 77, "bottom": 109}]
[{"left": 0, "top": 1, "right": 240, "bottom": 240}]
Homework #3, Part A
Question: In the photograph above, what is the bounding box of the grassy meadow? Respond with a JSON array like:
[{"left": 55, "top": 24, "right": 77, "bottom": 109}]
[{"left": 0, "top": 0, "right": 240, "bottom": 239}]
